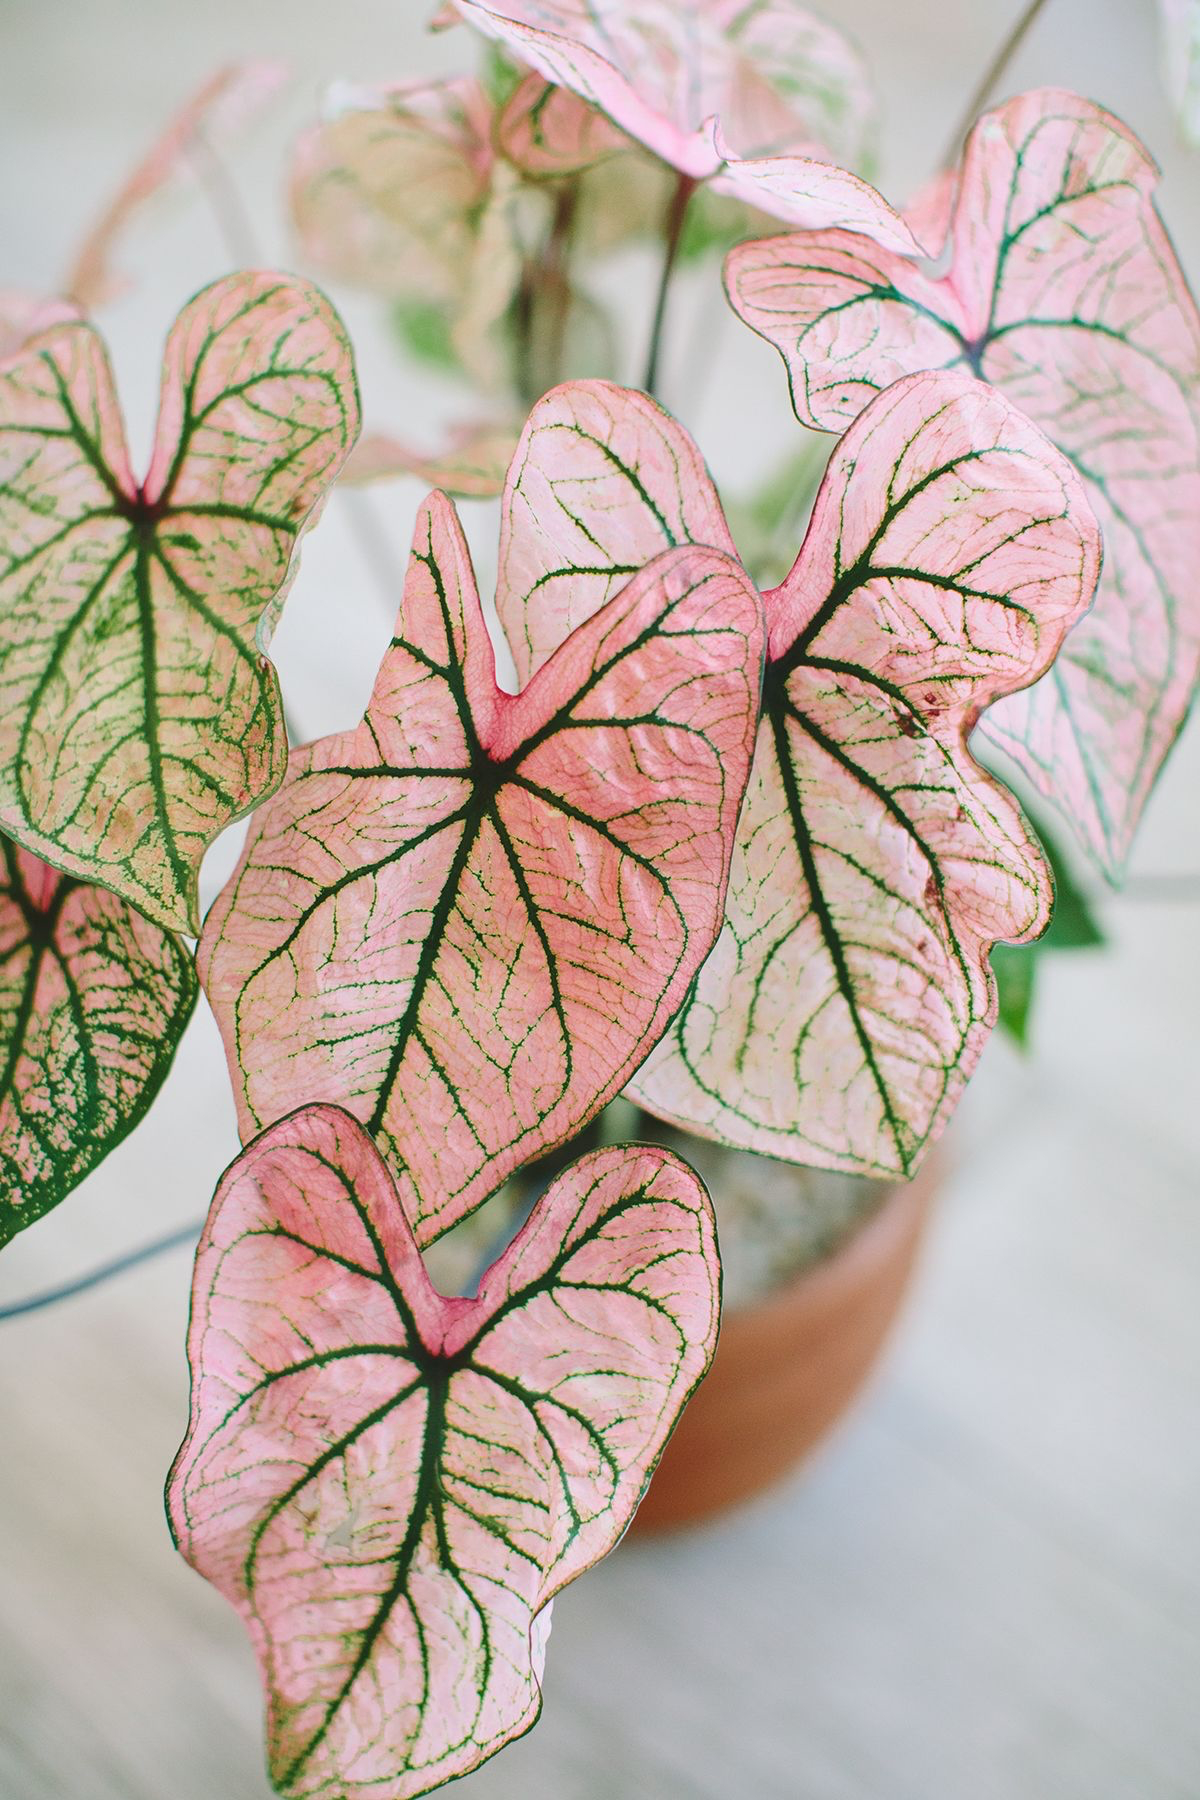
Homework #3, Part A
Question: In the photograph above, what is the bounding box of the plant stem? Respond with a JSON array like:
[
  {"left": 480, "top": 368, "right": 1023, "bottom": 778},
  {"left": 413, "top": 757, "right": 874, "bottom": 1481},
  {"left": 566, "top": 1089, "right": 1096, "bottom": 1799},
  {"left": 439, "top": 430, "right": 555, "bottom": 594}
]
[
  {"left": 643, "top": 172, "right": 697, "bottom": 399},
  {"left": 0, "top": 1219, "right": 204, "bottom": 1323},
  {"left": 513, "top": 179, "right": 582, "bottom": 407},
  {"left": 541, "top": 180, "right": 579, "bottom": 391},
  {"left": 939, "top": 0, "right": 1051, "bottom": 169}
]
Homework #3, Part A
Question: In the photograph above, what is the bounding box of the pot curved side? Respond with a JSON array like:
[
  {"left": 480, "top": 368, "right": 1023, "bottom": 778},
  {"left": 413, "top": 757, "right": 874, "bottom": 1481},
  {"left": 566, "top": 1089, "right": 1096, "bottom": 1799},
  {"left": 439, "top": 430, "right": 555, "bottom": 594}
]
[{"left": 632, "top": 1158, "right": 937, "bottom": 1534}]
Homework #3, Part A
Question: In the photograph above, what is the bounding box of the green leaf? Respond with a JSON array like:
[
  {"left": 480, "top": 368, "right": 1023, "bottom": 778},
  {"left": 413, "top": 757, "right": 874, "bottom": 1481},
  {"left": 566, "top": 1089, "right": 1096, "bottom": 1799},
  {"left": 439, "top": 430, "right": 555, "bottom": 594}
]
[
  {"left": 390, "top": 296, "right": 460, "bottom": 372},
  {"left": 991, "top": 941, "right": 1036, "bottom": 1048},
  {"left": 992, "top": 809, "right": 1105, "bottom": 1048}
]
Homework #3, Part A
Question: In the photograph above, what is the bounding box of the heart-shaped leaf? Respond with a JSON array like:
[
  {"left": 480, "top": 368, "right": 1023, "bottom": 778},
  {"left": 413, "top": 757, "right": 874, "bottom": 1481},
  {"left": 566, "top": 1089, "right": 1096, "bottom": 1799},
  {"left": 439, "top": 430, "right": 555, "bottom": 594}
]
[
  {"left": 291, "top": 79, "right": 496, "bottom": 306},
  {"left": 0, "top": 271, "right": 360, "bottom": 934},
  {"left": 498, "top": 372, "right": 1100, "bottom": 1174},
  {"left": 725, "top": 88, "right": 1200, "bottom": 871},
  {"left": 631, "top": 372, "right": 1101, "bottom": 1173},
  {"left": 0, "top": 838, "right": 196, "bottom": 1246},
  {"left": 167, "top": 1103, "right": 719, "bottom": 1799},
  {"left": 66, "top": 61, "right": 288, "bottom": 311},
  {"left": 451, "top": 0, "right": 923, "bottom": 249},
  {"left": 199, "top": 467, "right": 764, "bottom": 1243}
]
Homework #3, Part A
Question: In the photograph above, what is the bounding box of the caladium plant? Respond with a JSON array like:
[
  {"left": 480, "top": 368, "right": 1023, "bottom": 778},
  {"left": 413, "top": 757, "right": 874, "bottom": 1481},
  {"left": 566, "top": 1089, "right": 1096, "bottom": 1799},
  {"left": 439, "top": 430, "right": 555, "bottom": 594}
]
[
  {"left": 725, "top": 89, "right": 1200, "bottom": 872},
  {"left": 4, "top": 10, "right": 1198, "bottom": 1800},
  {"left": 441, "top": 0, "right": 910, "bottom": 240},
  {"left": 198, "top": 472, "right": 766, "bottom": 1242},
  {"left": 494, "top": 373, "right": 1101, "bottom": 1174},
  {"left": 0, "top": 271, "right": 359, "bottom": 934},
  {"left": 168, "top": 1103, "right": 719, "bottom": 1798},
  {"left": 0, "top": 839, "right": 196, "bottom": 1245}
]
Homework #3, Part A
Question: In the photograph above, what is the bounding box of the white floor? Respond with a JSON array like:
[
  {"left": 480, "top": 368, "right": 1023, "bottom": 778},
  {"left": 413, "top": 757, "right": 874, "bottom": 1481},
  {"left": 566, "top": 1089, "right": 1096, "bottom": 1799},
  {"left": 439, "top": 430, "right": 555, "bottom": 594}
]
[{"left": 1, "top": 1, "right": 1197, "bottom": 1796}]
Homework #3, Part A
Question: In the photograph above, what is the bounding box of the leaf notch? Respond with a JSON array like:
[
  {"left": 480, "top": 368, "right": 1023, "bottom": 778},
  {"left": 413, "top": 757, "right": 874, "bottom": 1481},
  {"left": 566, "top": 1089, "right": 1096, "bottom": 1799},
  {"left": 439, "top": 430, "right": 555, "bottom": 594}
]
[{"left": 168, "top": 1103, "right": 720, "bottom": 1799}]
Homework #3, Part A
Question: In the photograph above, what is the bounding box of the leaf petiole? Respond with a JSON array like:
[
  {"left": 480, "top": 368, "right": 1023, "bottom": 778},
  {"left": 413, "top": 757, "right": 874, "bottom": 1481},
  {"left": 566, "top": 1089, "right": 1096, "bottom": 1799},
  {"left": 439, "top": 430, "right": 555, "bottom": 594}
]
[
  {"left": 644, "top": 172, "right": 697, "bottom": 398},
  {"left": 939, "top": 0, "right": 1051, "bottom": 169},
  {"left": 0, "top": 1218, "right": 204, "bottom": 1322}
]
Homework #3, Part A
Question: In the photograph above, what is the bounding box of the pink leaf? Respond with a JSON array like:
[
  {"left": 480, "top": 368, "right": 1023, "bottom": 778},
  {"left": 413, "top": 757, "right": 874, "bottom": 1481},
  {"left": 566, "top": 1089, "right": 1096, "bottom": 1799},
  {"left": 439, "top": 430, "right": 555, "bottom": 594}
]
[
  {"left": 451, "top": 1, "right": 917, "bottom": 244},
  {"left": 346, "top": 420, "right": 521, "bottom": 498},
  {"left": 495, "top": 379, "right": 737, "bottom": 686},
  {"left": 199, "top": 465, "right": 764, "bottom": 1244},
  {"left": 454, "top": 0, "right": 874, "bottom": 169},
  {"left": 496, "top": 70, "right": 630, "bottom": 176},
  {"left": 500, "top": 374, "right": 1101, "bottom": 1172},
  {"left": 0, "top": 272, "right": 360, "bottom": 934},
  {"left": 626, "top": 372, "right": 1100, "bottom": 1174},
  {"left": 705, "top": 120, "right": 923, "bottom": 253},
  {"left": 291, "top": 79, "right": 496, "bottom": 306},
  {"left": 66, "top": 61, "right": 288, "bottom": 312},
  {"left": 0, "top": 838, "right": 196, "bottom": 1246},
  {"left": 291, "top": 79, "right": 533, "bottom": 393},
  {"left": 168, "top": 1103, "right": 719, "bottom": 1798},
  {"left": 725, "top": 89, "right": 1200, "bottom": 870}
]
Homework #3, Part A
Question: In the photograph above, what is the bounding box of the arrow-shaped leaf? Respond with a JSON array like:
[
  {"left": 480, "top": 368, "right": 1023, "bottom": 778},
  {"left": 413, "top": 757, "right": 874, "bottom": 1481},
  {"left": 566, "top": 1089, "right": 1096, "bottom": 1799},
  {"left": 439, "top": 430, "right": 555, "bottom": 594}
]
[
  {"left": 199, "top": 470, "right": 764, "bottom": 1243},
  {"left": 630, "top": 371, "right": 1101, "bottom": 1173},
  {"left": 168, "top": 1103, "right": 719, "bottom": 1799},
  {"left": 497, "top": 373, "right": 1100, "bottom": 1174},
  {"left": 0, "top": 837, "right": 196, "bottom": 1246},
  {"left": 0, "top": 272, "right": 360, "bottom": 934},
  {"left": 451, "top": 0, "right": 874, "bottom": 173},
  {"left": 725, "top": 88, "right": 1200, "bottom": 871}
]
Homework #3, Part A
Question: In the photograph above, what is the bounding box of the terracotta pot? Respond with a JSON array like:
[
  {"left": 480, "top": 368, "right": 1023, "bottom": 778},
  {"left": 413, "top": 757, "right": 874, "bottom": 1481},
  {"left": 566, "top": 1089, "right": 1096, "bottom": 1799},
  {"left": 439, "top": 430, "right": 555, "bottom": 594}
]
[{"left": 631, "top": 1158, "right": 937, "bottom": 1534}]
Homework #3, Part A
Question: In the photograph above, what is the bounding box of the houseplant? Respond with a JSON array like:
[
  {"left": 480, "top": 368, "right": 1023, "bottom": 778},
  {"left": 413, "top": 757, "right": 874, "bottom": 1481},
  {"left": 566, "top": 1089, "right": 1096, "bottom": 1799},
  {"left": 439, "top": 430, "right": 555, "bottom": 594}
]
[{"left": 0, "top": 3, "right": 1194, "bottom": 1800}]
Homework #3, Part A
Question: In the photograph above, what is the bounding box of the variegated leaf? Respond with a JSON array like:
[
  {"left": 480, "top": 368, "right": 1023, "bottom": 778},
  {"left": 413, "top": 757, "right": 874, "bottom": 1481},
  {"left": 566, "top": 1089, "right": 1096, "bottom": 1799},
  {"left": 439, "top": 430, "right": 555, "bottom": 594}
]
[
  {"left": 495, "top": 379, "right": 738, "bottom": 686},
  {"left": 291, "top": 79, "right": 496, "bottom": 306},
  {"left": 0, "top": 837, "right": 196, "bottom": 1246},
  {"left": 199, "top": 476, "right": 764, "bottom": 1244},
  {"left": 65, "top": 61, "right": 288, "bottom": 311},
  {"left": 496, "top": 69, "right": 629, "bottom": 176},
  {"left": 725, "top": 88, "right": 1200, "bottom": 870},
  {"left": 451, "top": 0, "right": 922, "bottom": 248},
  {"left": 452, "top": 0, "right": 872, "bottom": 170},
  {"left": 496, "top": 373, "right": 1101, "bottom": 1175},
  {"left": 0, "top": 272, "right": 360, "bottom": 934},
  {"left": 630, "top": 373, "right": 1101, "bottom": 1174},
  {"left": 703, "top": 120, "right": 923, "bottom": 250},
  {"left": 168, "top": 1104, "right": 719, "bottom": 1798}
]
